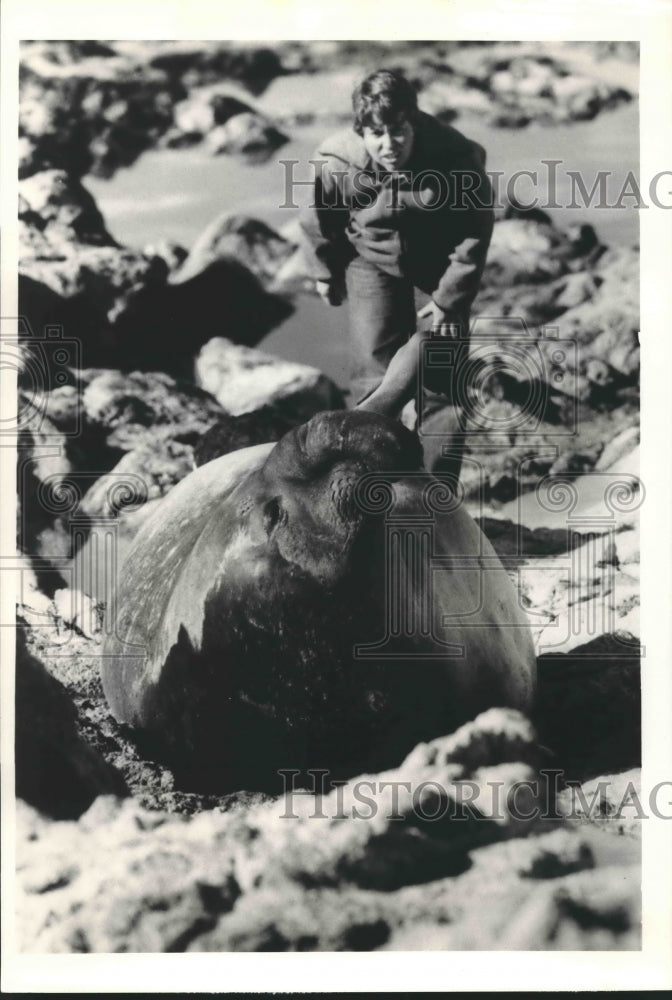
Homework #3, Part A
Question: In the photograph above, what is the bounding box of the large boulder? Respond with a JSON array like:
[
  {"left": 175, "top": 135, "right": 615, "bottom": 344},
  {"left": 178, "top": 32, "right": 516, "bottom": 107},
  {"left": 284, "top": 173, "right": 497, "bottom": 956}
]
[
  {"left": 193, "top": 407, "right": 302, "bottom": 466},
  {"left": 172, "top": 213, "right": 297, "bottom": 289},
  {"left": 75, "top": 369, "right": 224, "bottom": 518},
  {"left": 194, "top": 337, "right": 345, "bottom": 416},
  {"left": 19, "top": 169, "right": 117, "bottom": 247},
  {"left": 204, "top": 113, "right": 288, "bottom": 163},
  {"left": 165, "top": 85, "right": 289, "bottom": 162}
]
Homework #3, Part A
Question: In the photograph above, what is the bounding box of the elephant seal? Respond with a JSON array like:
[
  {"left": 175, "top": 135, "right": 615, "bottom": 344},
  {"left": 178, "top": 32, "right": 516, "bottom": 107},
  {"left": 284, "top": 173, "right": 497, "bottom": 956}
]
[{"left": 102, "top": 410, "right": 535, "bottom": 791}]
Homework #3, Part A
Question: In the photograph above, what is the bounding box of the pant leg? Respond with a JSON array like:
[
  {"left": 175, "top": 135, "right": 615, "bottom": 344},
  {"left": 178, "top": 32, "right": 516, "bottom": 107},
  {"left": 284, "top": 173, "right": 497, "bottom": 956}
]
[
  {"left": 413, "top": 290, "right": 472, "bottom": 482},
  {"left": 345, "top": 256, "right": 416, "bottom": 406}
]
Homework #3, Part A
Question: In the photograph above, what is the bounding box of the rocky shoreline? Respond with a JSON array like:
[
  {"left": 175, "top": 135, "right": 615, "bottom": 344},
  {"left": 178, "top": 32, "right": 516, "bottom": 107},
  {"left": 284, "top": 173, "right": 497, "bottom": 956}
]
[{"left": 14, "top": 40, "right": 641, "bottom": 953}]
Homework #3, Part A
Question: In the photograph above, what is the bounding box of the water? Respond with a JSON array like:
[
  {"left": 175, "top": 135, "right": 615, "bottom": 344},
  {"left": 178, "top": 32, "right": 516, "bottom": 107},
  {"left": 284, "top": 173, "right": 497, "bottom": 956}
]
[
  {"left": 496, "top": 446, "right": 640, "bottom": 528},
  {"left": 85, "top": 99, "right": 640, "bottom": 252}
]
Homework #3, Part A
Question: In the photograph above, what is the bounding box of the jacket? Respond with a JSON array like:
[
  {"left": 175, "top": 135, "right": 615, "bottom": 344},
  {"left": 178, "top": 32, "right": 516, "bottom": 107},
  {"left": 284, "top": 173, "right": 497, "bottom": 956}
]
[{"left": 298, "top": 111, "right": 494, "bottom": 316}]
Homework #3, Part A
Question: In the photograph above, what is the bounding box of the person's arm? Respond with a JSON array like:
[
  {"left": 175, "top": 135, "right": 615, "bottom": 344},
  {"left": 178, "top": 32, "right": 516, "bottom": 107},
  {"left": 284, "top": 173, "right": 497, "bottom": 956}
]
[
  {"left": 298, "top": 150, "right": 350, "bottom": 303},
  {"left": 427, "top": 145, "right": 494, "bottom": 322},
  {"left": 355, "top": 332, "right": 424, "bottom": 416}
]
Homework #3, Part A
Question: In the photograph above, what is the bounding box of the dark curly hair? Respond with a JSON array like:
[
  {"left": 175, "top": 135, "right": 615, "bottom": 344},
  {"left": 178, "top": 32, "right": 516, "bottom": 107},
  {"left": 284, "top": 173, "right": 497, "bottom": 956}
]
[{"left": 351, "top": 69, "right": 420, "bottom": 136}]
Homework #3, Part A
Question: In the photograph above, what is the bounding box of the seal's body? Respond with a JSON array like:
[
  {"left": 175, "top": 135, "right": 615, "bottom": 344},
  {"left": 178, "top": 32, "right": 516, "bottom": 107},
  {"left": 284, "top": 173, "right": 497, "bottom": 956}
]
[{"left": 103, "top": 411, "right": 535, "bottom": 790}]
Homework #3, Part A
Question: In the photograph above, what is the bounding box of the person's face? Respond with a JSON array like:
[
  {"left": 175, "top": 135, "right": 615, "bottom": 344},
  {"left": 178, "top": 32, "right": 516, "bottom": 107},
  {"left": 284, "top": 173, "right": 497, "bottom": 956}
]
[{"left": 362, "top": 115, "right": 415, "bottom": 170}]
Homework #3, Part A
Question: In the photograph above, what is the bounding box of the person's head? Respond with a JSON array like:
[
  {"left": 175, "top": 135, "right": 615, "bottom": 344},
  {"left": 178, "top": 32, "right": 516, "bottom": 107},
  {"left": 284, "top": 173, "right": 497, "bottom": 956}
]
[{"left": 352, "top": 69, "right": 419, "bottom": 169}]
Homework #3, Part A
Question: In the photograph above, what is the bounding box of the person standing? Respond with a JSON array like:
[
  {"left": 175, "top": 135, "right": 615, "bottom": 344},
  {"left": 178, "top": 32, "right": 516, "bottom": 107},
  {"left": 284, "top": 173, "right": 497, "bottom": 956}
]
[{"left": 298, "top": 68, "right": 494, "bottom": 479}]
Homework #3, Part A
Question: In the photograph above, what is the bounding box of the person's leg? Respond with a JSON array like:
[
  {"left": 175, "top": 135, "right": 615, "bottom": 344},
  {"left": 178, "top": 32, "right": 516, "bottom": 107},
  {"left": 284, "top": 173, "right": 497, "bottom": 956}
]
[
  {"left": 413, "top": 288, "right": 471, "bottom": 483},
  {"left": 344, "top": 256, "right": 416, "bottom": 408}
]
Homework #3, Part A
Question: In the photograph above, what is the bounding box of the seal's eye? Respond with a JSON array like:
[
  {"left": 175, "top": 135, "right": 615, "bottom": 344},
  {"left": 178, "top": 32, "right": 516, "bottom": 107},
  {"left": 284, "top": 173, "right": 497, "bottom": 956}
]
[{"left": 263, "top": 497, "right": 283, "bottom": 535}]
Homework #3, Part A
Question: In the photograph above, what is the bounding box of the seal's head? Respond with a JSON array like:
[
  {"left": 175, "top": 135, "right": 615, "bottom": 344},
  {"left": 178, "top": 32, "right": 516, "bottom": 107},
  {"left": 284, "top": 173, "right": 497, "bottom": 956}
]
[{"left": 240, "top": 409, "right": 423, "bottom": 584}]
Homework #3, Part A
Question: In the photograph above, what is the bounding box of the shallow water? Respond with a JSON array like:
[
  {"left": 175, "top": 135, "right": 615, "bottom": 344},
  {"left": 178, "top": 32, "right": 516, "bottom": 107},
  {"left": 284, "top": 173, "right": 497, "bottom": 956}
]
[{"left": 85, "top": 101, "right": 640, "bottom": 251}]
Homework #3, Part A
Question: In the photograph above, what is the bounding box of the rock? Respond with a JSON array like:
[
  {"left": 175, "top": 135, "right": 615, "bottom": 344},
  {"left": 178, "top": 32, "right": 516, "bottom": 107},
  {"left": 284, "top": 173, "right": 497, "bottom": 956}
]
[
  {"left": 194, "top": 337, "right": 344, "bottom": 416},
  {"left": 144, "top": 42, "right": 284, "bottom": 94},
  {"left": 523, "top": 513, "right": 640, "bottom": 638},
  {"left": 548, "top": 444, "right": 604, "bottom": 475},
  {"left": 52, "top": 588, "right": 103, "bottom": 639},
  {"left": 110, "top": 259, "right": 294, "bottom": 371},
  {"left": 16, "top": 797, "right": 240, "bottom": 952},
  {"left": 19, "top": 169, "right": 117, "bottom": 247},
  {"left": 418, "top": 79, "right": 492, "bottom": 118},
  {"left": 189, "top": 885, "right": 395, "bottom": 952},
  {"left": 15, "top": 631, "right": 128, "bottom": 819},
  {"left": 169, "top": 84, "right": 281, "bottom": 148},
  {"left": 172, "top": 213, "right": 297, "bottom": 289},
  {"left": 225, "top": 709, "right": 545, "bottom": 897},
  {"left": 485, "top": 218, "right": 572, "bottom": 285},
  {"left": 551, "top": 75, "right": 612, "bottom": 121},
  {"left": 491, "top": 59, "right": 556, "bottom": 99},
  {"left": 16, "top": 370, "right": 225, "bottom": 546},
  {"left": 204, "top": 112, "right": 288, "bottom": 163},
  {"left": 79, "top": 437, "right": 195, "bottom": 517},
  {"left": 21, "top": 245, "right": 164, "bottom": 315},
  {"left": 193, "top": 407, "right": 300, "bottom": 466},
  {"left": 557, "top": 769, "right": 644, "bottom": 838},
  {"left": 552, "top": 248, "right": 639, "bottom": 374},
  {"left": 554, "top": 271, "right": 601, "bottom": 310},
  {"left": 71, "top": 370, "right": 223, "bottom": 517},
  {"left": 16, "top": 394, "right": 74, "bottom": 559},
  {"left": 141, "top": 240, "right": 188, "bottom": 273},
  {"left": 14, "top": 553, "right": 66, "bottom": 624},
  {"left": 15, "top": 709, "right": 543, "bottom": 953},
  {"left": 452, "top": 865, "right": 641, "bottom": 949},
  {"left": 534, "top": 635, "right": 641, "bottom": 782},
  {"left": 81, "top": 369, "right": 223, "bottom": 447},
  {"left": 15, "top": 706, "right": 641, "bottom": 953},
  {"left": 20, "top": 42, "right": 181, "bottom": 178},
  {"left": 443, "top": 47, "right": 631, "bottom": 128},
  {"left": 595, "top": 427, "right": 640, "bottom": 471},
  {"left": 477, "top": 517, "right": 597, "bottom": 560}
]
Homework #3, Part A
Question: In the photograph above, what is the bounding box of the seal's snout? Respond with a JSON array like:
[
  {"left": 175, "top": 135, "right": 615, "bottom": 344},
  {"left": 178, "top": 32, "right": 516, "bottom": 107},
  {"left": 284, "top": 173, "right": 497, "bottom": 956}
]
[{"left": 307, "top": 410, "right": 423, "bottom": 474}]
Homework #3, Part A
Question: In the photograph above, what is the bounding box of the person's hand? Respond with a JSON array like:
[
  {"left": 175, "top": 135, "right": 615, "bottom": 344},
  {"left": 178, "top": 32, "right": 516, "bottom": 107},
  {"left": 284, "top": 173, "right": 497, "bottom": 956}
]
[
  {"left": 416, "top": 298, "right": 446, "bottom": 329},
  {"left": 316, "top": 279, "right": 345, "bottom": 306}
]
